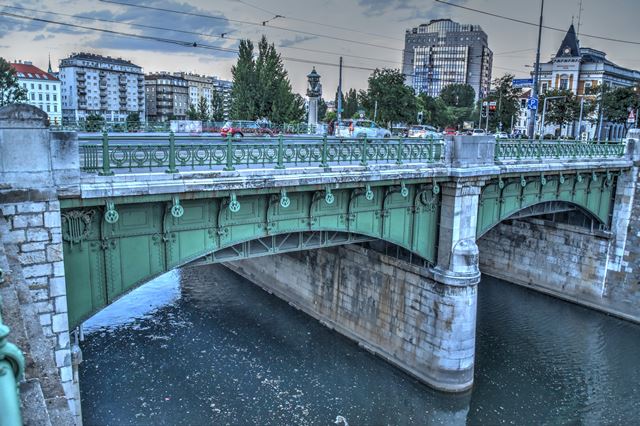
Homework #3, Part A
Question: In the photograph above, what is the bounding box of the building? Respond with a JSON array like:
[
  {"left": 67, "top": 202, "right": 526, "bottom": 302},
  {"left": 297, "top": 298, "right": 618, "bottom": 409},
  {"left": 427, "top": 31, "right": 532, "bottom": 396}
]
[
  {"left": 402, "top": 19, "right": 493, "bottom": 101},
  {"left": 212, "top": 77, "right": 232, "bottom": 119},
  {"left": 173, "top": 72, "right": 214, "bottom": 113},
  {"left": 10, "top": 61, "right": 62, "bottom": 125},
  {"left": 534, "top": 24, "right": 640, "bottom": 139},
  {"left": 58, "top": 53, "right": 145, "bottom": 123},
  {"left": 144, "top": 73, "right": 189, "bottom": 122}
]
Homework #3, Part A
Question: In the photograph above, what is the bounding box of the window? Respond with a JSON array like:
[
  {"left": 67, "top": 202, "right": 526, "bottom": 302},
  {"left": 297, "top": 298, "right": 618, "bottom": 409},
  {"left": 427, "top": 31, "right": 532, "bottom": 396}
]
[
  {"left": 38, "top": 83, "right": 42, "bottom": 90},
  {"left": 559, "top": 78, "right": 569, "bottom": 90},
  {"left": 54, "top": 105, "right": 58, "bottom": 112},
  {"left": 541, "top": 82, "right": 548, "bottom": 92},
  {"left": 39, "top": 94, "right": 42, "bottom": 101},
  {"left": 31, "top": 93, "right": 35, "bottom": 101},
  {"left": 53, "top": 94, "right": 57, "bottom": 101},
  {"left": 47, "top": 105, "right": 50, "bottom": 112},
  {"left": 46, "top": 94, "right": 50, "bottom": 101},
  {"left": 46, "top": 84, "right": 49, "bottom": 90},
  {"left": 31, "top": 83, "right": 34, "bottom": 89}
]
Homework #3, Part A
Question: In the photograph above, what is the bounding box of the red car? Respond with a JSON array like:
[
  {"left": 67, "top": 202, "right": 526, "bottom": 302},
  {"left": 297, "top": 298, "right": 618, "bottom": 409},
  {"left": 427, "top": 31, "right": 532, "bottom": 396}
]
[
  {"left": 220, "top": 120, "right": 274, "bottom": 138},
  {"left": 443, "top": 127, "right": 457, "bottom": 136}
]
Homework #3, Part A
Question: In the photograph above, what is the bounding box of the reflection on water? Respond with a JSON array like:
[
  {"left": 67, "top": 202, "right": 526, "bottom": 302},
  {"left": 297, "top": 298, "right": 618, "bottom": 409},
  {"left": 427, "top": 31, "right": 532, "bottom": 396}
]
[{"left": 80, "top": 264, "right": 640, "bottom": 425}]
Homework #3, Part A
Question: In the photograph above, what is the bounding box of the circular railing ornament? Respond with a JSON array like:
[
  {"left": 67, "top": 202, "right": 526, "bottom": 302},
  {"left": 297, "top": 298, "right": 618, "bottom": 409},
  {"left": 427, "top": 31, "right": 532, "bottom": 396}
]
[{"left": 104, "top": 202, "right": 119, "bottom": 224}]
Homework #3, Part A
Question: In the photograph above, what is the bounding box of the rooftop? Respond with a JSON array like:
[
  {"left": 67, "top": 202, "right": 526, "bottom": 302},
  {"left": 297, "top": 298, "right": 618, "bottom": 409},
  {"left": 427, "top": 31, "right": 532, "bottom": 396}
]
[
  {"left": 61, "top": 52, "right": 141, "bottom": 68},
  {"left": 10, "top": 62, "right": 59, "bottom": 81}
]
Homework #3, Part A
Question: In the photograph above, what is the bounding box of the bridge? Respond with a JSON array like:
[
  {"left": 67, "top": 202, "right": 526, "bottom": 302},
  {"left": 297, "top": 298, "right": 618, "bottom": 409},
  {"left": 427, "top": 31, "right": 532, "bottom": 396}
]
[{"left": 1, "top": 104, "right": 639, "bottom": 424}]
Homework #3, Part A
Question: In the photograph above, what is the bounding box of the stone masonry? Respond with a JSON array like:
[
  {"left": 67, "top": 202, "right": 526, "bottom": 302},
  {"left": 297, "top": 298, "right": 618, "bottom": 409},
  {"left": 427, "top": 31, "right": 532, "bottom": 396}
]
[
  {"left": 225, "top": 244, "right": 478, "bottom": 392},
  {"left": 0, "top": 104, "right": 80, "bottom": 422}
]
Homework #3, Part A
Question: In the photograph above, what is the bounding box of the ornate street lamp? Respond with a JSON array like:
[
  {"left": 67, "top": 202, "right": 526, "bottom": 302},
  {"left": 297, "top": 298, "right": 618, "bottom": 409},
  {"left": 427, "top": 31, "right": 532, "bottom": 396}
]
[{"left": 306, "top": 67, "right": 322, "bottom": 133}]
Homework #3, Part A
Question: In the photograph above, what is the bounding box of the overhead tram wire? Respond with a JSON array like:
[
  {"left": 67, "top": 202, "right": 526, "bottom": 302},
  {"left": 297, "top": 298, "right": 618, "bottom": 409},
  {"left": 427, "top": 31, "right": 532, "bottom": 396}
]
[
  {"left": 98, "top": 0, "right": 404, "bottom": 52},
  {"left": 434, "top": 0, "right": 640, "bottom": 46},
  {"left": 0, "top": 11, "right": 379, "bottom": 72},
  {"left": 0, "top": 4, "right": 404, "bottom": 66},
  {"left": 233, "top": 0, "right": 405, "bottom": 42}
]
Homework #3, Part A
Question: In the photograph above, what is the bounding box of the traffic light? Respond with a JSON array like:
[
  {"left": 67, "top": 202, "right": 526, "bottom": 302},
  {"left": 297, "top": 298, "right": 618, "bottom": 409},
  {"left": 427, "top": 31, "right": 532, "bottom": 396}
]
[{"left": 417, "top": 111, "right": 423, "bottom": 123}]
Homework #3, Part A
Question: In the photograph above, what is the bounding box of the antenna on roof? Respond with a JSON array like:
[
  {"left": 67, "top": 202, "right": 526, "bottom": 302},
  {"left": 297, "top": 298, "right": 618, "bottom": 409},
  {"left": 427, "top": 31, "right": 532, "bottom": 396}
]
[{"left": 576, "top": 0, "right": 584, "bottom": 41}]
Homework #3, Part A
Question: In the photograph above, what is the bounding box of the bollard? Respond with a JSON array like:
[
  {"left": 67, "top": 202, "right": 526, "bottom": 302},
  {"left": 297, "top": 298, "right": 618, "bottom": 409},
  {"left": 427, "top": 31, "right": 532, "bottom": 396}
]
[{"left": 166, "top": 131, "right": 178, "bottom": 173}]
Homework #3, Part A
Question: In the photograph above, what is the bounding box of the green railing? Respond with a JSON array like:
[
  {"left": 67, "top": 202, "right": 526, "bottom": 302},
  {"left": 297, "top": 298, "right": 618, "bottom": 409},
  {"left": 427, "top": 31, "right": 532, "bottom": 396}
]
[
  {"left": 0, "top": 275, "right": 26, "bottom": 426},
  {"left": 79, "top": 133, "right": 445, "bottom": 174},
  {"left": 495, "top": 139, "right": 626, "bottom": 161}
]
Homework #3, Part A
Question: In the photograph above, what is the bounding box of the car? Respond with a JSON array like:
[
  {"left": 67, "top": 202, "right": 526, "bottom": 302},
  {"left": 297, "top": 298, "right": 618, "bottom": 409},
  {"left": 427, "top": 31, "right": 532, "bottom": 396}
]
[
  {"left": 495, "top": 132, "right": 509, "bottom": 140},
  {"left": 335, "top": 119, "right": 391, "bottom": 138},
  {"left": 220, "top": 120, "right": 274, "bottom": 138},
  {"left": 407, "top": 125, "right": 441, "bottom": 139},
  {"left": 472, "top": 129, "right": 486, "bottom": 136},
  {"left": 443, "top": 127, "right": 457, "bottom": 136}
]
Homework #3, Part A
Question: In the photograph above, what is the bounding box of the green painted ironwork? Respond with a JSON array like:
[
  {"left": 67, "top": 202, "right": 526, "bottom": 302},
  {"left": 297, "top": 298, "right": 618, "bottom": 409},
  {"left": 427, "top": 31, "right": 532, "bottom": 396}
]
[
  {"left": 62, "top": 182, "right": 442, "bottom": 328},
  {"left": 0, "top": 292, "right": 26, "bottom": 426},
  {"left": 494, "top": 140, "right": 625, "bottom": 162},
  {"left": 477, "top": 171, "right": 617, "bottom": 237},
  {"left": 79, "top": 135, "right": 445, "bottom": 173}
]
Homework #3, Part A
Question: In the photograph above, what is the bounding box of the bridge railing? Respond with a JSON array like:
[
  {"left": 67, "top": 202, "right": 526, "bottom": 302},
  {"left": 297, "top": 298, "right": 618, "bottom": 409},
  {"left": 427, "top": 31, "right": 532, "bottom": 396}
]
[
  {"left": 0, "top": 282, "right": 26, "bottom": 426},
  {"left": 494, "top": 139, "right": 626, "bottom": 162},
  {"left": 79, "top": 133, "right": 446, "bottom": 174}
]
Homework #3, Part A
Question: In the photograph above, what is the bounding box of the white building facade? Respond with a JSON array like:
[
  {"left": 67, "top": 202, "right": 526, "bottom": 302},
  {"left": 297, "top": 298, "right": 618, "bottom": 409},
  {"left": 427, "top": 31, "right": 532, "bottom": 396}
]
[
  {"left": 58, "top": 53, "right": 145, "bottom": 123},
  {"left": 11, "top": 61, "right": 62, "bottom": 125}
]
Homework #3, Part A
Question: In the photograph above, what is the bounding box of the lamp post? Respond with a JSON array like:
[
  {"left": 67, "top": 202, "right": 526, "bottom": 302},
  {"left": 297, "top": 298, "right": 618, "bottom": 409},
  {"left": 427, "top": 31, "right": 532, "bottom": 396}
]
[
  {"left": 306, "top": 67, "right": 322, "bottom": 134},
  {"left": 539, "top": 95, "right": 565, "bottom": 140},
  {"left": 528, "top": 0, "right": 545, "bottom": 140}
]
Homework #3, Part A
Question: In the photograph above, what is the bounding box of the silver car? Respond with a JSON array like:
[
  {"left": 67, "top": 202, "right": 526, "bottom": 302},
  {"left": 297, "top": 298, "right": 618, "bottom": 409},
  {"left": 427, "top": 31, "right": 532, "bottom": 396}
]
[{"left": 335, "top": 119, "right": 391, "bottom": 138}]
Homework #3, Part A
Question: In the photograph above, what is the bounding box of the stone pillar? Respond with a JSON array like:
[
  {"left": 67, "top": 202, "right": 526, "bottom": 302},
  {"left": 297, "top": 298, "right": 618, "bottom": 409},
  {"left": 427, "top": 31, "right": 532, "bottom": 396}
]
[
  {"left": 0, "top": 104, "right": 80, "bottom": 421},
  {"left": 307, "top": 97, "right": 318, "bottom": 130}
]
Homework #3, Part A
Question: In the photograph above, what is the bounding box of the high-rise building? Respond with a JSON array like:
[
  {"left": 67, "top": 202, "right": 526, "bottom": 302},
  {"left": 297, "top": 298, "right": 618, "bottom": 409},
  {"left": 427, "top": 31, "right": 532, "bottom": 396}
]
[
  {"left": 535, "top": 24, "right": 640, "bottom": 139},
  {"left": 58, "top": 53, "right": 145, "bottom": 122},
  {"left": 10, "top": 61, "right": 62, "bottom": 125},
  {"left": 402, "top": 19, "right": 492, "bottom": 101},
  {"left": 212, "top": 77, "right": 232, "bottom": 119},
  {"left": 173, "top": 72, "right": 214, "bottom": 111},
  {"left": 144, "top": 73, "right": 189, "bottom": 122}
]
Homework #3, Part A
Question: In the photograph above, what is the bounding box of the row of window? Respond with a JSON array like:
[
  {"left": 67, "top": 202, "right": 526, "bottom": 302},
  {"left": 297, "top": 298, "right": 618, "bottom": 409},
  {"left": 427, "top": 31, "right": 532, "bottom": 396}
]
[
  {"left": 21, "top": 82, "right": 59, "bottom": 91},
  {"left": 30, "top": 93, "right": 58, "bottom": 102}
]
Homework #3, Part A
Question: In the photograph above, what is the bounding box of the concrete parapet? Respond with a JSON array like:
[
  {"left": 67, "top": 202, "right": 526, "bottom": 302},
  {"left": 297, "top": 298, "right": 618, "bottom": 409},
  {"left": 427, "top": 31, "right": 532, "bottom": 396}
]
[{"left": 450, "top": 135, "right": 495, "bottom": 168}]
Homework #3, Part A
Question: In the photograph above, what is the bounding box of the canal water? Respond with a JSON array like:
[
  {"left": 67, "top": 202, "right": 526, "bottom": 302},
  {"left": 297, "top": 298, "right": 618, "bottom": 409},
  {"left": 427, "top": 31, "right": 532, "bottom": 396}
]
[{"left": 79, "top": 263, "right": 640, "bottom": 425}]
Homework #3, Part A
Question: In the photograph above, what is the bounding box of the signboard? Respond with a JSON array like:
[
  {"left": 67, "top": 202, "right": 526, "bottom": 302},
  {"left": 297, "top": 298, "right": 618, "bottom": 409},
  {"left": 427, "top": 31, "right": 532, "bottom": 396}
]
[
  {"left": 170, "top": 120, "right": 202, "bottom": 133},
  {"left": 527, "top": 97, "right": 539, "bottom": 110},
  {"left": 512, "top": 78, "right": 534, "bottom": 88},
  {"left": 628, "top": 109, "right": 636, "bottom": 124},
  {"left": 463, "top": 121, "right": 474, "bottom": 130}
]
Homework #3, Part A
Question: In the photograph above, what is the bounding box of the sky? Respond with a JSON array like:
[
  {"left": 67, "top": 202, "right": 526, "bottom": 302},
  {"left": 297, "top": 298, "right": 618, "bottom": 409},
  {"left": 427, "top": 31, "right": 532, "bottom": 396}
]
[{"left": 1, "top": 0, "right": 639, "bottom": 99}]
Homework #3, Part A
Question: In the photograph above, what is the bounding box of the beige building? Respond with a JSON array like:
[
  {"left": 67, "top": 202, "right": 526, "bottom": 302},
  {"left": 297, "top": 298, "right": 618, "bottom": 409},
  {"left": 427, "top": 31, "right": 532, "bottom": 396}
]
[{"left": 144, "top": 73, "right": 189, "bottom": 122}]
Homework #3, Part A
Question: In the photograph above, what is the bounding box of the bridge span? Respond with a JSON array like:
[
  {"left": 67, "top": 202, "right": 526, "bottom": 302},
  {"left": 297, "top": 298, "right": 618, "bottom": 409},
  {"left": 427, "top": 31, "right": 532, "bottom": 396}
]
[{"left": 1, "top": 104, "right": 639, "bottom": 424}]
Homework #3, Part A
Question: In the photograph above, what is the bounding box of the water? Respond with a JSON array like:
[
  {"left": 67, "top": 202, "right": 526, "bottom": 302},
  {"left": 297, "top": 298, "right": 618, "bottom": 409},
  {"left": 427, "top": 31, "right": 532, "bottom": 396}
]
[{"left": 79, "top": 264, "right": 640, "bottom": 425}]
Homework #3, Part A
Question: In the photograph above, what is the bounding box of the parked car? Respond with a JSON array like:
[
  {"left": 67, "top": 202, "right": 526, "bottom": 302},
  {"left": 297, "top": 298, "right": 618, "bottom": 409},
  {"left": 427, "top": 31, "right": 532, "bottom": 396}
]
[
  {"left": 472, "top": 128, "right": 486, "bottom": 136},
  {"left": 408, "top": 125, "right": 441, "bottom": 139},
  {"left": 443, "top": 127, "right": 457, "bottom": 136},
  {"left": 220, "top": 120, "right": 274, "bottom": 138},
  {"left": 495, "top": 132, "right": 509, "bottom": 140},
  {"left": 335, "top": 119, "right": 391, "bottom": 138}
]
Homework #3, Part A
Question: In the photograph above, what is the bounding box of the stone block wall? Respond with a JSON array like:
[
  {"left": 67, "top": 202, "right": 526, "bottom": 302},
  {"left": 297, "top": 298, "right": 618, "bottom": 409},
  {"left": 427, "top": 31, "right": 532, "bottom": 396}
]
[
  {"left": 0, "top": 191, "right": 79, "bottom": 419},
  {"left": 478, "top": 217, "right": 639, "bottom": 322},
  {"left": 225, "top": 244, "right": 477, "bottom": 392}
]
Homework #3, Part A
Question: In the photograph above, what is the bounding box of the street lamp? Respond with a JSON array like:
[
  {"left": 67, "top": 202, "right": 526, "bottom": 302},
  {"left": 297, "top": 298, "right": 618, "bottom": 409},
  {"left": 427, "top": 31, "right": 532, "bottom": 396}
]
[{"left": 539, "top": 96, "right": 565, "bottom": 140}]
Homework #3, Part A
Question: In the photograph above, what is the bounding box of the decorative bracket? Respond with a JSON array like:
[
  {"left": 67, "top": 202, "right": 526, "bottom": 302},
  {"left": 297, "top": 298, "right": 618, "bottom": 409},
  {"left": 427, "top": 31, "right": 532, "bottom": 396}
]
[
  {"left": 228, "top": 192, "right": 241, "bottom": 212},
  {"left": 280, "top": 189, "right": 290, "bottom": 208},
  {"left": 400, "top": 182, "right": 409, "bottom": 198},
  {"left": 325, "top": 187, "right": 335, "bottom": 205},
  {"left": 104, "top": 201, "right": 119, "bottom": 224},
  {"left": 171, "top": 196, "right": 184, "bottom": 218},
  {"left": 365, "top": 184, "right": 374, "bottom": 201}
]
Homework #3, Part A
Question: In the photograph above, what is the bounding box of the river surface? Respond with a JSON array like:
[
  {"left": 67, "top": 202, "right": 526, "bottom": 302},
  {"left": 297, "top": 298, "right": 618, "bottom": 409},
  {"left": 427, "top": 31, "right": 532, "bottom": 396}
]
[{"left": 79, "top": 263, "right": 640, "bottom": 425}]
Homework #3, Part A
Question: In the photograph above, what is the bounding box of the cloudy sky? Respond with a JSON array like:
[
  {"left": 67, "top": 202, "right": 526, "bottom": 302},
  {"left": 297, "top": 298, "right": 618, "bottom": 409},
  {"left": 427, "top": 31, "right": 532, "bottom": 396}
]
[{"left": 1, "top": 0, "right": 639, "bottom": 97}]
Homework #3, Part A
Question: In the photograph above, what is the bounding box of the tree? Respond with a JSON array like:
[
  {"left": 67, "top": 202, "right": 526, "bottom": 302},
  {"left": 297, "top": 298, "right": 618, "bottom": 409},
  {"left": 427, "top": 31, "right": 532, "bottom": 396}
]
[
  {"left": 317, "top": 98, "right": 327, "bottom": 122},
  {"left": 125, "top": 112, "right": 141, "bottom": 131},
  {"left": 0, "top": 57, "right": 27, "bottom": 107},
  {"left": 197, "top": 96, "right": 209, "bottom": 121},
  {"left": 186, "top": 104, "right": 199, "bottom": 120},
  {"left": 360, "top": 68, "right": 417, "bottom": 126},
  {"left": 210, "top": 88, "right": 225, "bottom": 121},
  {"left": 485, "top": 75, "right": 522, "bottom": 132},
  {"left": 417, "top": 94, "right": 450, "bottom": 128},
  {"left": 439, "top": 84, "right": 475, "bottom": 108},
  {"left": 343, "top": 88, "right": 359, "bottom": 118},
  {"left": 602, "top": 85, "right": 640, "bottom": 129},
  {"left": 85, "top": 113, "right": 104, "bottom": 132},
  {"left": 230, "top": 39, "right": 256, "bottom": 120},
  {"left": 538, "top": 89, "right": 581, "bottom": 130}
]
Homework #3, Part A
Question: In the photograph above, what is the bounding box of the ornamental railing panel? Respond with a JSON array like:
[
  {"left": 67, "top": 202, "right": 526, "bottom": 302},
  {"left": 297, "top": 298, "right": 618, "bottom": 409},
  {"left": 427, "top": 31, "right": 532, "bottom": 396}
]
[{"left": 494, "top": 139, "right": 625, "bottom": 162}]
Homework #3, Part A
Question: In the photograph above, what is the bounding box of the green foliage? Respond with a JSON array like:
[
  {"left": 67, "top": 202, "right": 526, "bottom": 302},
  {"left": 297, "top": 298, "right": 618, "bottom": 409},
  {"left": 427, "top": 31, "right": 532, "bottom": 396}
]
[
  {"left": 197, "top": 96, "right": 209, "bottom": 120},
  {"left": 439, "top": 84, "right": 475, "bottom": 108},
  {"left": 125, "top": 112, "right": 141, "bottom": 131},
  {"left": 360, "top": 68, "right": 417, "bottom": 125},
  {"left": 0, "top": 57, "right": 27, "bottom": 107},
  {"left": 186, "top": 104, "right": 199, "bottom": 120},
  {"left": 324, "top": 110, "right": 337, "bottom": 122},
  {"left": 484, "top": 75, "right": 522, "bottom": 131},
  {"left": 538, "top": 88, "right": 582, "bottom": 126},
  {"left": 230, "top": 36, "right": 304, "bottom": 123},
  {"left": 317, "top": 98, "right": 327, "bottom": 121},
  {"left": 210, "top": 88, "right": 225, "bottom": 121},
  {"left": 602, "top": 85, "right": 640, "bottom": 128},
  {"left": 343, "top": 88, "right": 359, "bottom": 118},
  {"left": 85, "top": 113, "right": 104, "bottom": 132}
]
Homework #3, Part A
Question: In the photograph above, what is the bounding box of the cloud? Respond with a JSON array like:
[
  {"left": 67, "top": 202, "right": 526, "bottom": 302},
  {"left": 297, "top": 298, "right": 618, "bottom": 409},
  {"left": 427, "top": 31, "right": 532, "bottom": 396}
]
[
  {"left": 279, "top": 35, "right": 317, "bottom": 48},
  {"left": 358, "top": 0, "right": 413, "bottom": 16},
  {"left": 33, "top": 34, "right": 54, "bottom": 41}
]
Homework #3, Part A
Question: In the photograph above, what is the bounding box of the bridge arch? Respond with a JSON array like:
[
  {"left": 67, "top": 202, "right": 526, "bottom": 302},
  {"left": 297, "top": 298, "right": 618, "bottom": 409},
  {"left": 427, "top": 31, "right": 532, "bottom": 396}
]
[
  {"left": 476, "top": 172, "right": 615, "bottom": 238},
  {"left": 62, "top": 183, "right": 443, "bottom": 328}
]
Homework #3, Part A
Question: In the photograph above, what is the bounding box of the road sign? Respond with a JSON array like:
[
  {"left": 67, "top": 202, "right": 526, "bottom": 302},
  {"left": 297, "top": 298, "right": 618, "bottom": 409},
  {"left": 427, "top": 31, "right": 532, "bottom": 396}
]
[
  {"left": 628, "top": 109, "right": 636, "bottom": 124},
  {"left": 512, "top": 78, "right": 534, "bottom": 88},
  {"left": 527, "top": 97, "right": 539, "bottom": 110}
]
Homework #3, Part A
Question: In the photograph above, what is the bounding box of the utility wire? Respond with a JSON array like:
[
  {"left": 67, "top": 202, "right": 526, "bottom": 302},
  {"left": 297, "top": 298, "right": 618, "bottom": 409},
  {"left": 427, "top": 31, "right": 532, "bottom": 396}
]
[
  {"left": 435, "top": 0, "right": 640, "bottom": 46},
  {"left": 99, "top": 0, "right": 403, "bottom": 52},
  {"left": 0, "top": 11, "right": 381, "bottom": 72},
  {"left": 233, "top": 0, "right": 405, "bottom": 42},
  {"left": 0, "top": 4, "right": 403, "bottom": 66}
]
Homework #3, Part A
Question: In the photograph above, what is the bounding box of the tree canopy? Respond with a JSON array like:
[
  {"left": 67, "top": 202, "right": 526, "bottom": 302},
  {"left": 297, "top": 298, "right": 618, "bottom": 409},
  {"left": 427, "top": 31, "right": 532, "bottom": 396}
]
[
  {"left": 0, "top": 57, "right": 27, "bottom": 107},
  {"left": 602, "top": 85, "right": 640, "bottom": 128},
  {"left": 230, "top": 36, "right": 304, "bottom": 123},
  {"left": 359, "top": 68, "right": 417, "bottom": 125},
  {"left": 439, "top": 84, "right": 475, "bottom": 108}
]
